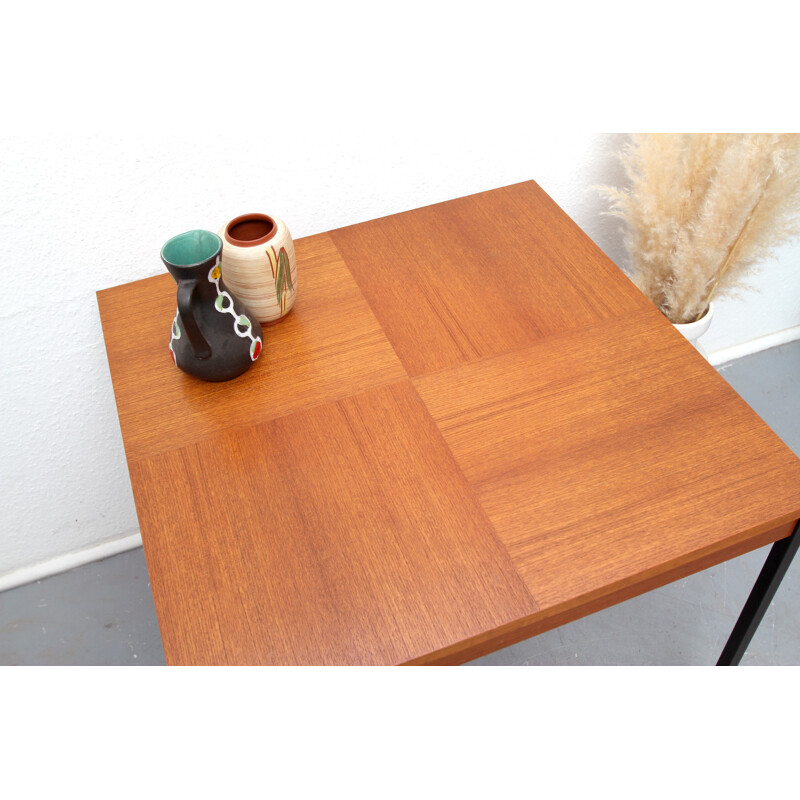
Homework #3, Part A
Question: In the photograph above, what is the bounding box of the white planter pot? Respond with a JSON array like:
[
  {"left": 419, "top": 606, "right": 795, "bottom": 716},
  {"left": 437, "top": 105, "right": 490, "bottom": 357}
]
[{"left": 673, "top": 302, "right": 714, "bottom": 359}]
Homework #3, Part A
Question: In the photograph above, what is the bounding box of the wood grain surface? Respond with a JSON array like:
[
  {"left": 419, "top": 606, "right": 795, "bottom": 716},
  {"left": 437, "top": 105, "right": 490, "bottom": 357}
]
[
  {"left": 97, "top": 234, "right": 405, "bottom": 463},
  {"left": 414, "top": 309, "right": 800, "bottom": 614},
  {"left": 329, "top": 181, "right": 650, "bottom": 377},
  {"left": 98, "top": 179, "right": 800, "bottom": 665},
  {"left": 129, "top": 381, "right": 537, "bottom": 664}
]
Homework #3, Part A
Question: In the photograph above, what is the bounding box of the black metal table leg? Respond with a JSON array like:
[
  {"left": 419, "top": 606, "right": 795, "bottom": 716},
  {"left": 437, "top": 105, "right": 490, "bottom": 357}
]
[{"left": 717, "top": 519, "right": 800, "bottom": 666}]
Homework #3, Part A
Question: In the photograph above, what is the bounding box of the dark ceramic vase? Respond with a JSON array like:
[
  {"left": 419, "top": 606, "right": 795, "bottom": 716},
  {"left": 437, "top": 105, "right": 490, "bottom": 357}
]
[{"left": 161, "top": 230, "right": 263, "bottom": 382}]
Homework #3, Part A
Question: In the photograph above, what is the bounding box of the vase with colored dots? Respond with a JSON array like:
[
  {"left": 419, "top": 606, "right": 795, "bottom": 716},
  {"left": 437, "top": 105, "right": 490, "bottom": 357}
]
[{"left": 161, "top": 230, "right": 263, "bottom": 382}]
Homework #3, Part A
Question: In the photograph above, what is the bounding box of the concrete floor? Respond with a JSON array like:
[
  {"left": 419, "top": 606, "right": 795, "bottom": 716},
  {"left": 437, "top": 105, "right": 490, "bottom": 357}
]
[{"left": 2, "top": 340, "right": 799, "bottom": 666}]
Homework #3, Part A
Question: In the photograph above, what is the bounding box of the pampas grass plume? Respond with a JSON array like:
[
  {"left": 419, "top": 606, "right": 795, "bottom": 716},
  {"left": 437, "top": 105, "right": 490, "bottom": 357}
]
[{"left": 597, "top": 134, "right": 800, "bottom": 324}]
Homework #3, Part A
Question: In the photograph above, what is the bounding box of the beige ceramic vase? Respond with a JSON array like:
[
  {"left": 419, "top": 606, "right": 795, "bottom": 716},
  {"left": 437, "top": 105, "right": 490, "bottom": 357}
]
[{"left": 217, "top": 213, "right": 298, "bottom": 324}]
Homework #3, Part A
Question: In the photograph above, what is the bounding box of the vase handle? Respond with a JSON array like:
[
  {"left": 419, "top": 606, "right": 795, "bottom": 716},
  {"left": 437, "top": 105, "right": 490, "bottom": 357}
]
[{"left": 177, "top": 279, "right": 212, "bottom": 359}]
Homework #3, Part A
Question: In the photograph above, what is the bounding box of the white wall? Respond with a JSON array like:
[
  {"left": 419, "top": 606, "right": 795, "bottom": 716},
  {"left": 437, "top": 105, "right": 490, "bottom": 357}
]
[{"left": 2, "top": 9, "right": 799, "bottom": 585}]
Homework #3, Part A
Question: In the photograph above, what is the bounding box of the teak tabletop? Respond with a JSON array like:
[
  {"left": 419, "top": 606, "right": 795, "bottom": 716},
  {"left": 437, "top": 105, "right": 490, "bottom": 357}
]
[{"left": 97, "top": 181, "right": 800, "bottom": 665}]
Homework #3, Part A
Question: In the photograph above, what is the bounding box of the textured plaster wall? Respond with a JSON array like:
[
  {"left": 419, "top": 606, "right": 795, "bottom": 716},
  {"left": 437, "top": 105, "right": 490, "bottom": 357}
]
[{"left": 1, "top": 127, "right": 798, "bottom": 578}]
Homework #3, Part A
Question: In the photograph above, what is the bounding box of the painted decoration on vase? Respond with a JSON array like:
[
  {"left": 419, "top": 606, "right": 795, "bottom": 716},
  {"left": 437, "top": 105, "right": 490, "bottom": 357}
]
[
  {"left": 267, "top": 245, "right": 295, "bottom": 316},
  {"left": 208, "top": 260, "right": 262, "bottom": 361},
  {"left": 168, "top": 259, "right": 262, "bottom": 368},
  {"left": 169, "top": 310, "right": 181, "bottom": 365}
]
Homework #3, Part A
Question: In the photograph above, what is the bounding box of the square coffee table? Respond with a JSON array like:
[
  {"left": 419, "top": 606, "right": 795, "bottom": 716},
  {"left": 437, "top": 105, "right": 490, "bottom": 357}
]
[{"left": 97, "top": 181, "right": 800, "bottom": 665}]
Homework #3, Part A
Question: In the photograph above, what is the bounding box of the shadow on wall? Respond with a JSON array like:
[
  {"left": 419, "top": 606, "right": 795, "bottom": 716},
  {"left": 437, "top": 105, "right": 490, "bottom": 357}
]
[{"left": 573, "top": 132, "right": 631, "bottom": 275}]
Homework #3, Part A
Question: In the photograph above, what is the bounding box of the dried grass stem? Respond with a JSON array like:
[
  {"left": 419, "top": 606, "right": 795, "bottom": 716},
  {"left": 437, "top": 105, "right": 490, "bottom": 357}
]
[{"left": 597, "top": 134, "right": 800, "bottom": 324}]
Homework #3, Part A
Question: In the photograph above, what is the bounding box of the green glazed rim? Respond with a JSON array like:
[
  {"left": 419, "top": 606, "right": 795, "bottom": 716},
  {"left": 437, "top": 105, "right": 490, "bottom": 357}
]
[{"left": 161, "top": 230, "right": 222, "bottom": 267}]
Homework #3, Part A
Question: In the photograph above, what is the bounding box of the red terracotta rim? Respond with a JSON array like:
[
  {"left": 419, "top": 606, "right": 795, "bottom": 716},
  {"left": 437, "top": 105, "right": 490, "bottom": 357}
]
[{"left": 224, "top": 213, "right": 278, "bottom": 247}]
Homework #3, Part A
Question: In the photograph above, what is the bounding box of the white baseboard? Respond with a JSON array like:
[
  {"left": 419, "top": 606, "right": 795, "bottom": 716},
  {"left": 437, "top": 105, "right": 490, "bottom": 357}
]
[
  {"left": 0, "top": 532, "right": 143, "bottom": 594},
  {"left": 709, "top": 324, "right": 800, "bottom": 367}
]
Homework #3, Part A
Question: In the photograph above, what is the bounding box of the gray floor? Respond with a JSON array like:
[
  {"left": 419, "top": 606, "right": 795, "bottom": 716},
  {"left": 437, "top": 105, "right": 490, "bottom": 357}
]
[{"left": 2, "top": 341, "right": 799, "bottom": 666}]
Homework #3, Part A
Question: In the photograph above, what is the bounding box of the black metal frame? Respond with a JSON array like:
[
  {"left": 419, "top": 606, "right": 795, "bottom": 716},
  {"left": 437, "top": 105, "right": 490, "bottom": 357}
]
[{"left": 717, "top": 519, "right": 800, "bottom": 666}]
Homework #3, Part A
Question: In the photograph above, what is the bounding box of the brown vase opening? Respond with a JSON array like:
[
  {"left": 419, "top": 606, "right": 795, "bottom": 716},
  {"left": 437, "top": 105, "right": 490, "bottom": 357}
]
[{"left": 225, "top": 213, "right": 278, "bottom": 247}]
